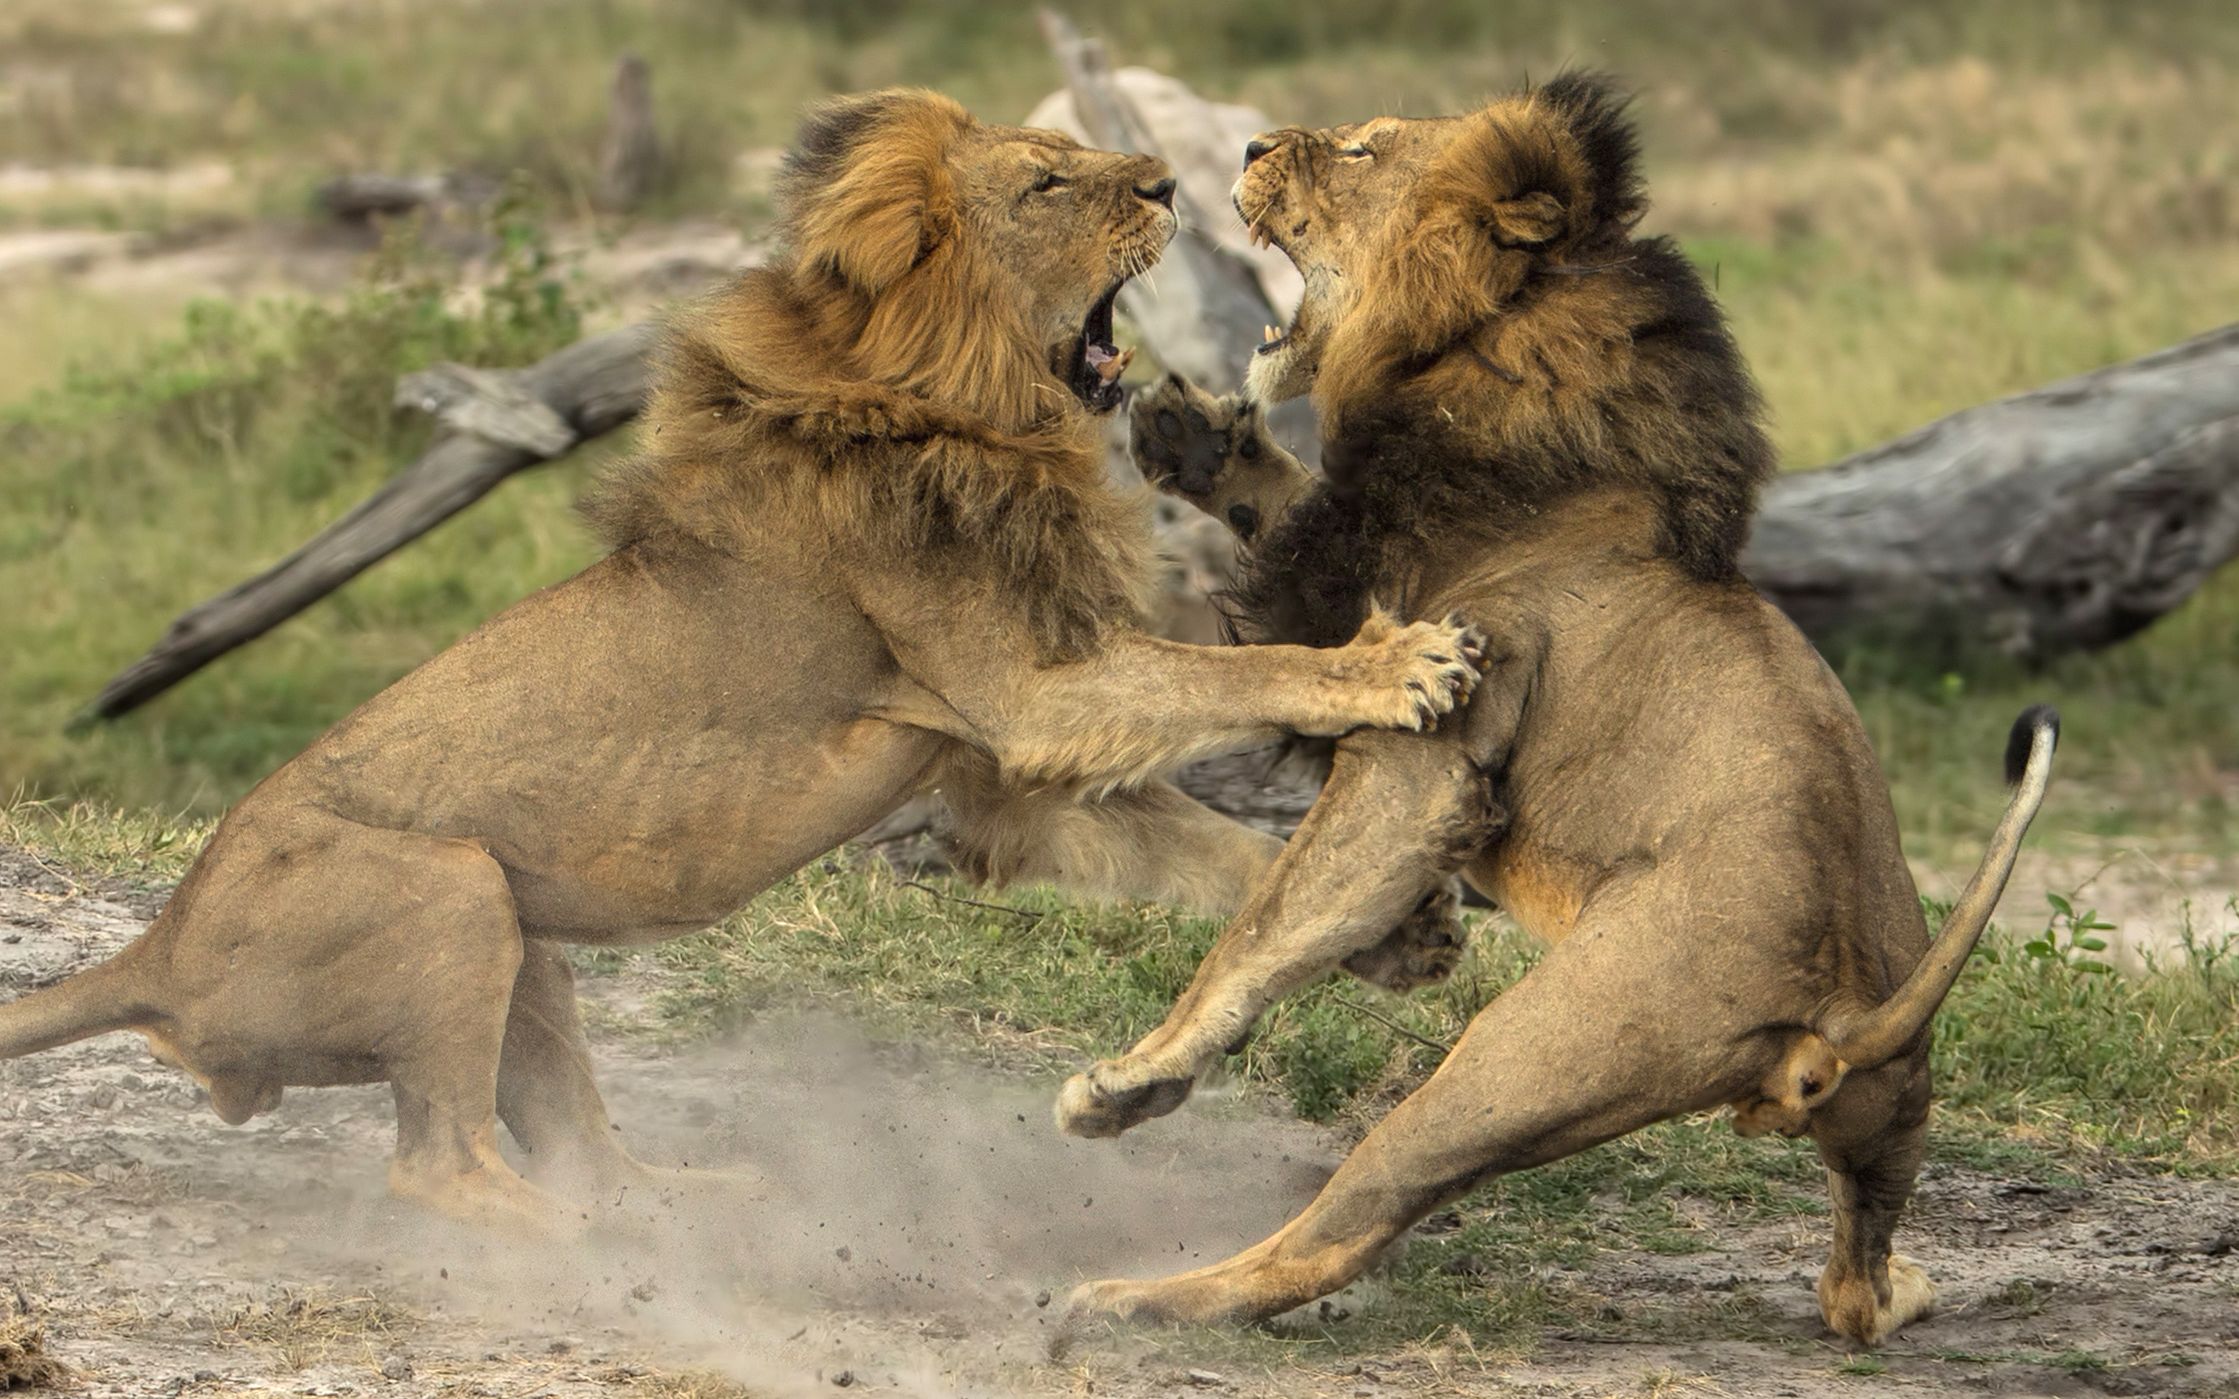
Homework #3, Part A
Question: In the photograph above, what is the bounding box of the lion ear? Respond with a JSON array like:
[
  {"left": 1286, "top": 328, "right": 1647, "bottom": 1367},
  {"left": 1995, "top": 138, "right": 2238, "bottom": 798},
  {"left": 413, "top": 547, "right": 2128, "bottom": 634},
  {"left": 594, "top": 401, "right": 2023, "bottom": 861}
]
[
  {"left": 1535, "top": 70, "right": 1647, "bottom": 232},
  {"left": 1488, "top": 190, "right": 1566, "bottom": 247},
  {"left": 780, "top": 88, "right": 970, "bottom": 296}
]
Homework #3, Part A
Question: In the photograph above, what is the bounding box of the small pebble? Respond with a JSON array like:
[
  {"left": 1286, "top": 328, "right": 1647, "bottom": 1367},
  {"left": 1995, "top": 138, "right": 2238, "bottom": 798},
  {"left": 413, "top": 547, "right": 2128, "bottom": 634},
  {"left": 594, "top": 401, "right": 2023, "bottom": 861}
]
[{"left": 381, "top": 1356, "right": 413, "bottom": 1381}]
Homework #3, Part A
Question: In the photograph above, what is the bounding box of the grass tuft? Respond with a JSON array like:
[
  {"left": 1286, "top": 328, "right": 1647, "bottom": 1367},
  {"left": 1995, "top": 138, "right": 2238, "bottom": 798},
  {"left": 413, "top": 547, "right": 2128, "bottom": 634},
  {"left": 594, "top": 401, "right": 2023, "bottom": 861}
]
[{"left": 0, "top": 1312, "right": 70, "bottom": 1391}]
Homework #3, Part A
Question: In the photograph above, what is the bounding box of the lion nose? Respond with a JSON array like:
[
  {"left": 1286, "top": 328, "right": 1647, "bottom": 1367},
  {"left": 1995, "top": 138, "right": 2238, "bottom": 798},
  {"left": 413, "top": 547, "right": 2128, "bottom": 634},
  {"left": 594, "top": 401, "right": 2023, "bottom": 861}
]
[
  {"left": 1243, "top": 138, "right": 1277, "bottom": 169},
  {"left": 1135, "top": 175, "right": 1177, "bottom": 208}
]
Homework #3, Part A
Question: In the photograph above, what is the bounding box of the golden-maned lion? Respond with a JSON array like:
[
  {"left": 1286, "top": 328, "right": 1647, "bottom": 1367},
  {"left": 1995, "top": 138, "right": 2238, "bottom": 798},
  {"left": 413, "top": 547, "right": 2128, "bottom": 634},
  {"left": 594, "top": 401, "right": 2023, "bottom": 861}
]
[
  {"left": 1054, "top": 73, "right": 2057, "bottom": 1347},
  {"left": 0, "top": 89, "right": 1484, "bottom": 1233}
]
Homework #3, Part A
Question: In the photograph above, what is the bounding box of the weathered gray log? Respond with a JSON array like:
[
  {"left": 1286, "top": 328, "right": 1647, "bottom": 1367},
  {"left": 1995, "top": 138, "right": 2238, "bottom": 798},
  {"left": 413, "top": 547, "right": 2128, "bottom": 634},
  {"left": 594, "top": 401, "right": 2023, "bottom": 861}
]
[
  {"left": 1021, "top": 65, "right": 1303, "bottom": 326},
  {"left": 74, "top": 323, "right": 658, "bottom": 725},
  {"left": 315, "top": 173, "right": 450, "bottom": 223},
  {"left": 597, "top": 53, "right": 662, "bottom": 213},
  {"left": 1750, "top": 323, "right": 2239, "bottom": 659},
  {"left": 78, "top": 317, "right": 2239, "bottom": 723},
  {"left": 395, "top": 362, "right": 577, "bottom": 456},
  {"left": 1036, "top": 10, "right": 1274, "bottom": 395}
]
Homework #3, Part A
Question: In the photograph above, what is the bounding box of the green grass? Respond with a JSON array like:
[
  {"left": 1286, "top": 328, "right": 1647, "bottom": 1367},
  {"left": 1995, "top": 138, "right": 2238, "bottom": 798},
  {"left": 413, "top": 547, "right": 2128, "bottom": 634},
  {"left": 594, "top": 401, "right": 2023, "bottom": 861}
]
[
  {"left": 0, "top": 793, "right": 214, "bottom": 892},
  {"left": 1, "top": 2, "right": 2232, "bottom": 1376},
  {"left": 0, "top": 1, "right": 2227, "bottom": 214},
  {"left": 0, "top": 213, "right": 609, "bottom": 812},
  {"left": 581, "top": 859, "right": 2239, "bottom": 1175},
  {"left": 12, "top": 796, "right": 2231, "bottom": 1356},
  {"left": 6, "top": 223, "right": 2237, "bottom": 843}
]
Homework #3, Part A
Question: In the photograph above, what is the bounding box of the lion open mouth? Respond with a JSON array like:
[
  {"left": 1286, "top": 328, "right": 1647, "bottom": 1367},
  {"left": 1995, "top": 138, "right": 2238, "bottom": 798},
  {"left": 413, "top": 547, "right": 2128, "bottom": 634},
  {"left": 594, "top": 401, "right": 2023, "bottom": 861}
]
[
  {"left": 1247, "top": 213, "right": 1294, "bottom": 353},
  {"left": 1237, "top": 200, "right": 1324, "bottom": 401},
  {"left": 1066, "top": 283, "right": 1135, "bottom": 414}
]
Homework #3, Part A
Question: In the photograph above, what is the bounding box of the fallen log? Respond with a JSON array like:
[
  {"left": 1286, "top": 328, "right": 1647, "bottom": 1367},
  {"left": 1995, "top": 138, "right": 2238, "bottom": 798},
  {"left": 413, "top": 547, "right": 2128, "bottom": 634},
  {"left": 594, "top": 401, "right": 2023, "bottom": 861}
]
[
  {"left": 80, "top": 318, "right": 2239, "bottom": 723},
  {"left": 1751, "top": 322, "right": 2239, "bottom": 660},
  {"left": 73, "top": 323, "right": 657, "bottom": 726},
  {"left": 315, "top": 173, "right": 451, "bottom": 223}
]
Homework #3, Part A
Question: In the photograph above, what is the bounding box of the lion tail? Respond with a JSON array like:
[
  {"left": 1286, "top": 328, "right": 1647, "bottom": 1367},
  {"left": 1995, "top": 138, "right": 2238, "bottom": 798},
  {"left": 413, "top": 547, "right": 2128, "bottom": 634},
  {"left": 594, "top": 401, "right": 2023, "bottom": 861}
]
[
  {"left": 1823, "top": 705, "right": 2060, "bottom": 1072},
  {"left": 0, "top": 950, "right": 148, "bottom": 1061}
]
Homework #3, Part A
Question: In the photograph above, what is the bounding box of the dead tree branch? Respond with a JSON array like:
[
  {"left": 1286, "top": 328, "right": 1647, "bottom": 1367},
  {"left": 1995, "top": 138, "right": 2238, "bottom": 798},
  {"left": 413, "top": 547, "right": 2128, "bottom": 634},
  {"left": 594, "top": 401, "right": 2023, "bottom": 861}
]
[{"left": 75, "top": 323, "right": 657, "bottom": 725}]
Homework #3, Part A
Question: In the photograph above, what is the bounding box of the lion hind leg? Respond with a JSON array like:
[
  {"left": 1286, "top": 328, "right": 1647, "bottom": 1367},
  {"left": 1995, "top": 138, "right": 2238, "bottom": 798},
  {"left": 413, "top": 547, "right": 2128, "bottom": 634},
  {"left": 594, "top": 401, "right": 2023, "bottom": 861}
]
[
  {"left": 1067, "top": 908, "right": 1765, "bottom": 1329},
  {"left": 944, "top": 777, "right": 1283, "bottom": 920},
  {"left": 495, "top": 940, "right": 763, "bottom": 1209},
  {"left": 496, "top": 939, "right": 638, "bottom": 1190},
  {"left": 1340, "top": 879, "right": 1470, "bottom": 992},
  {"left": 337, "top": 835, "right": 577, "bottom": 1239},
  {"left": 1815, "top": 1099, "right": 1937, "bottom": 1345}
]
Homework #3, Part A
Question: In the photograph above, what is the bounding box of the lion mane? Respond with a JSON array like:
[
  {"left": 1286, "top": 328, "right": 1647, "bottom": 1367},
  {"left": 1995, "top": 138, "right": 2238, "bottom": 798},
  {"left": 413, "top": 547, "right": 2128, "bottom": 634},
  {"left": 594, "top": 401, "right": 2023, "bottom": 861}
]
[
  {"left": 585, "top": 88, "right": 1157, "bottom": 659},
  {"left": 1231, "top": 73, "right": 1775, "bottom": 650}
]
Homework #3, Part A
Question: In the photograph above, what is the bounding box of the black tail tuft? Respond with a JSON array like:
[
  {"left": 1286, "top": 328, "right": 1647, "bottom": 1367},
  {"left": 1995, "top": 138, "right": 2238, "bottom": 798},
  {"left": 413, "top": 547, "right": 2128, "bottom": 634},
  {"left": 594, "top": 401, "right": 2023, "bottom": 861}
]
[{"left": 2004, "top": 704, "right": 2061, "bottom": 787}]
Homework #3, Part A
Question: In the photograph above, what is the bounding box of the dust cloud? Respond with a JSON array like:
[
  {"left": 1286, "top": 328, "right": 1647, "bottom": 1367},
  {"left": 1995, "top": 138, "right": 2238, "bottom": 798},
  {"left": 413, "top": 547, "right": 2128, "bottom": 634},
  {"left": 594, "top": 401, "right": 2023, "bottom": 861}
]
[{"left": 311, "top": 1013, "right": 1336, "bottom": 1394}]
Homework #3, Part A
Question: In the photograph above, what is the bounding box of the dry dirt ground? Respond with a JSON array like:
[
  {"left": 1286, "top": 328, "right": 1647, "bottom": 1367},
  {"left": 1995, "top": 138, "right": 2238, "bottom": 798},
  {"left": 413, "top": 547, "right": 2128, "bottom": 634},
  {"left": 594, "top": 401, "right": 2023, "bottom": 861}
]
[{"left": 3, "top": 851, "right": 2235, "bottom": 1399}]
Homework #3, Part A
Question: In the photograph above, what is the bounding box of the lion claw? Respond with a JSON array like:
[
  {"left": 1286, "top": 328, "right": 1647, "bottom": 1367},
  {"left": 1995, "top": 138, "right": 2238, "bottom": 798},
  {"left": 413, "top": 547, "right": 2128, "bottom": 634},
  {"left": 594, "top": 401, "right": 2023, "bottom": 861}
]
[
  {"left": 1350, "top": 613, "right": 1482, "bottom": 732},
  {"left": 1047, "top": 1280, "right": 1160, "bottom": 1359}
]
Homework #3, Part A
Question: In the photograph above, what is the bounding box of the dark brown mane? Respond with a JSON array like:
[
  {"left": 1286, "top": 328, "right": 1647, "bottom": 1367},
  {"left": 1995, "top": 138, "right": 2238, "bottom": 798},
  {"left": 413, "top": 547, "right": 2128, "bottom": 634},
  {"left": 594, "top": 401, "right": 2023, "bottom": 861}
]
[{"left": 1233, "top": 74, "right": 1774, "bottom": 649}]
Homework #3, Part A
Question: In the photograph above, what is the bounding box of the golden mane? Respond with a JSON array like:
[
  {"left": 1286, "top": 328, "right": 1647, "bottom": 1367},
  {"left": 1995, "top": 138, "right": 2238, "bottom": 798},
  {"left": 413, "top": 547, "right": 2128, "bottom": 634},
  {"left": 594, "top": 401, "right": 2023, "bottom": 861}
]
[{"left": 584, "top": 89, "right": 1157, "bottom": 659}]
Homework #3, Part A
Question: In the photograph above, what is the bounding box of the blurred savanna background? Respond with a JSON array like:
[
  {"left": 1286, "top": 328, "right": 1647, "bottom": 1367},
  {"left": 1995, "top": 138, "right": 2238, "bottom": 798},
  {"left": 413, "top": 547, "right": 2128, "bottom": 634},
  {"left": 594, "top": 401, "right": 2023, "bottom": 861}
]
[
  {"left": 1, "top": 1, "right": 2237, "bottom": 1384},
  {"left": 8, "top": 0, "right": 2238, "bottom": 860}
]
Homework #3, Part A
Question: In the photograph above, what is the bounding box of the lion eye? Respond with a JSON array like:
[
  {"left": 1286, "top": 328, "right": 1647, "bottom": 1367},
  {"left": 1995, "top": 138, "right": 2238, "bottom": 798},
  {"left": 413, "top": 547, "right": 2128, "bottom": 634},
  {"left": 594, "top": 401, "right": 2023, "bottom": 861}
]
[
  {"left": 1337, "top": 144, "right": 1374, "bottom": 160},
  {"left": 1032, "top": 170, "right": 1070, "bottom": 193}
]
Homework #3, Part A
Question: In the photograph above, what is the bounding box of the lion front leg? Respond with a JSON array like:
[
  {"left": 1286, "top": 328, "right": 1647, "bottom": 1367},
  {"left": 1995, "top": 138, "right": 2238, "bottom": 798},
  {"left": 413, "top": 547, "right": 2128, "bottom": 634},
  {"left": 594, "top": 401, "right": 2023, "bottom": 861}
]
[
  {"left": 1055, "top": 726, "right": 1501, "bottom": 1140},
  {"left": 1129, "top": 373, "right": 1318, "bottom": 544},
  {"left": 855, "top": 564, "right": 1484, "bottom": 797}
]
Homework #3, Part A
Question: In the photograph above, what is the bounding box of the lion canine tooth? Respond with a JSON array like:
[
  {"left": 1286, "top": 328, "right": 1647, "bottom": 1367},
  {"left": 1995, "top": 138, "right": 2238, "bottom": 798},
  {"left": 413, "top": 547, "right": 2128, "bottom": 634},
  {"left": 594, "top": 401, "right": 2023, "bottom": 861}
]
[{"left": 1263, "top": 324, "right": 1278, "bottom": 343}]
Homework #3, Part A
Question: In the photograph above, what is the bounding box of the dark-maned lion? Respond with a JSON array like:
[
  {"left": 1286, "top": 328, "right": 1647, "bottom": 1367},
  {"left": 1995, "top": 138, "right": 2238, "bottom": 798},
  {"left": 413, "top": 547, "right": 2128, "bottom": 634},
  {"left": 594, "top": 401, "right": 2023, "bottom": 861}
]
[
  {"left": 1055, "top": 73, "right": 2056, "bottom": 1346},
  {"left": 0, "top": 90, "right": 1483, "bottom": 1232}
]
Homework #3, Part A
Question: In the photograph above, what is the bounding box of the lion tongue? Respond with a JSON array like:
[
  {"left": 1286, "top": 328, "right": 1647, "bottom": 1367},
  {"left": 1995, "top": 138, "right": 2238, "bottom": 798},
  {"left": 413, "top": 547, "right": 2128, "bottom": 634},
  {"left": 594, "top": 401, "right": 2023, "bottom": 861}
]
[{"left": 1085, "top": 343, "right": 1132, "bottom": 383}]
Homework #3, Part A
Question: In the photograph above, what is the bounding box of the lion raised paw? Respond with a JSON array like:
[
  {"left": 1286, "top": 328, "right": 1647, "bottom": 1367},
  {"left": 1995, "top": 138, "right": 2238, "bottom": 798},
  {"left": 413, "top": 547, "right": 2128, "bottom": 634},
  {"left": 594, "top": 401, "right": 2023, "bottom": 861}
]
[{"left": 1129, "top": 374, "right": 1316, "bottom": 544}]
